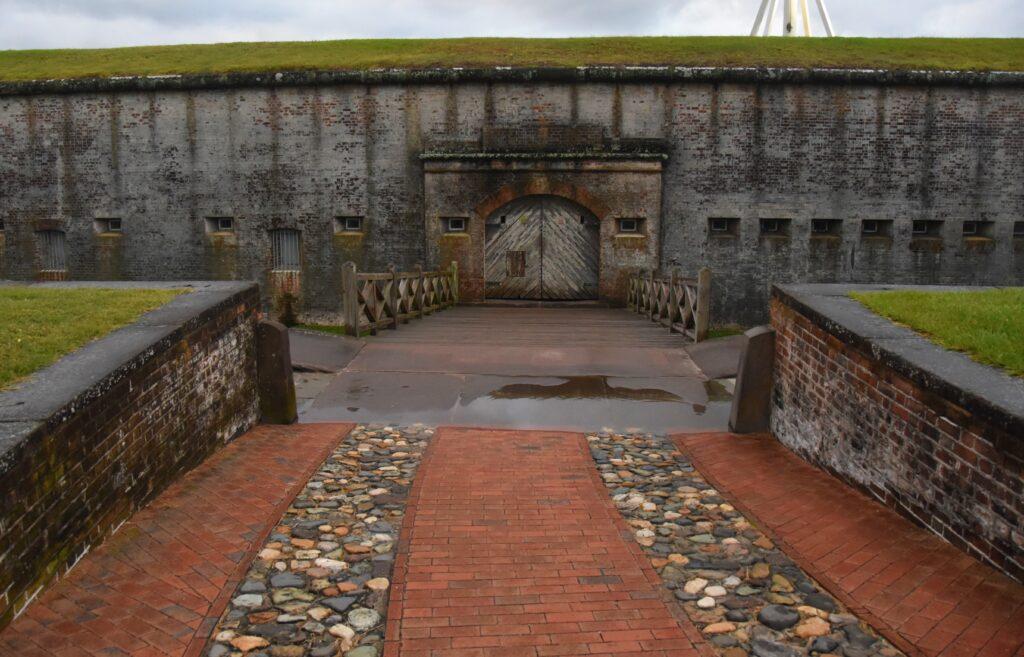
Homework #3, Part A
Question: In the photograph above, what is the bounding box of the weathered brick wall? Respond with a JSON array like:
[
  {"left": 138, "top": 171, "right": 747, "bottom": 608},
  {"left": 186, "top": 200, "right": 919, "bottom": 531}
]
[
  {"left": 770, "top": 290, "right": 1024, "bottom": 582},
  {"left": 0, "top": 283, "right": 260, "bottom": 628},
  {"left": 1, "top": 71, "right": 1023, "bottom": 323}
]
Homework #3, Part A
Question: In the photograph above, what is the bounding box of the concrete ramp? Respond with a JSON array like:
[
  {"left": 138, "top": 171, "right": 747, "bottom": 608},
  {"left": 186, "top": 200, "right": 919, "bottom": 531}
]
[{"left": 299, "top": 307, "right": 732, "bottom": 433}]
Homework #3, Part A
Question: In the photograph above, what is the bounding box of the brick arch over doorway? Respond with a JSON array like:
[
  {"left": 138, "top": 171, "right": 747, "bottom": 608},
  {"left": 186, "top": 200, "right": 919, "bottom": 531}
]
[{"left": 422, "top": 156, "right": 663, "bottom": 303}]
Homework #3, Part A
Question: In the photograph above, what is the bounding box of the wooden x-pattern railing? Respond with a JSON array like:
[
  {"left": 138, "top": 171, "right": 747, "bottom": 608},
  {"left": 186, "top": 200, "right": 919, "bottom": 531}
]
[
  {"left": 342, "top": 261, "right": 459, "bottom": 335},
  {"left": 627, "top": 267, "right": 711, "bottom": 343}
]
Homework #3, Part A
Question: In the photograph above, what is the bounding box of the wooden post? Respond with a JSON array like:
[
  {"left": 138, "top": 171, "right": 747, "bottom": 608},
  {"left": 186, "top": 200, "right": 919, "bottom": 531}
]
[
  {"left": 668, "top": 269, "right": 680, "bottom": 333},
  {"left": 387, "top": 264, "right": 399, "bottom": 329},
  {"left": 647, "top": 270, "right": 656, "bottom": 322},
  {"left": 450, "top": 260, "right": 459, "bottom": 306},
  {"left": 695, "top": 267, "right": 712, "bottom": 342},
  {"left": 342, "top": 261, "right": 359, "bottom": 337},
  {"left": 414, "top": 264, "right": 425, "bottom": 319}
]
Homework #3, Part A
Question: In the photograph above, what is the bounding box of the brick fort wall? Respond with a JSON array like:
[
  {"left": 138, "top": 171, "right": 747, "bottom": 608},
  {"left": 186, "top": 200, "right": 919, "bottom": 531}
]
[
  {"left": 0, "top": 283, "right": 261, "bottom": 629},
  {"left": 770, "top": 286, "right": 1024, "bottom": 582},
  {"left": 1, "top": 69, "right": 1023, "bottom": 324}
]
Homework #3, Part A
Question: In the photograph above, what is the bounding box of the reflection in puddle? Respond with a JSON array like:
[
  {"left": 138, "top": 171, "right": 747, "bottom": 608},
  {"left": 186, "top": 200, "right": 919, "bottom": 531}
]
[{"left": 488, "top": 376, "right": 683, "bottom": 402}]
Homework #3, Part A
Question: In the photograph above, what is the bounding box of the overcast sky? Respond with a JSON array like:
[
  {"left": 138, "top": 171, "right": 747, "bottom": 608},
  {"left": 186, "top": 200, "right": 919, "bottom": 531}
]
[{"left": 1, "top": 0, "right": 1021, "bottom": 50}]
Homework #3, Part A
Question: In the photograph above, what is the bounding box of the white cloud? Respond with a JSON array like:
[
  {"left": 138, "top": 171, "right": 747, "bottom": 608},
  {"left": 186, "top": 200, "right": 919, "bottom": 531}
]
[{"left": 0, "top": 0, "right": 1019, "bottom": 49}]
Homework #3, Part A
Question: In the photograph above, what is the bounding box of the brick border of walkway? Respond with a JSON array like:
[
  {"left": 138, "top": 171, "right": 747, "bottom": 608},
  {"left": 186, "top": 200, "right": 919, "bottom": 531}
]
[
  {"left": 384, "top": 424, "right": 441, "bottom": 657},
  {"left": 181, "top": 423, "right": 355, "bottom": 657},
  {"left": 674, "top": 432, "right": 925, "bottom": 657},
  {"left": 674, "top": 432, "right": 1024, "bottom": 657}
]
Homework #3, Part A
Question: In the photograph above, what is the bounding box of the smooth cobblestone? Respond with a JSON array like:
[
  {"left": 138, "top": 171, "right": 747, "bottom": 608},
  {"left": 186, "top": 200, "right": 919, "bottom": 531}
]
[
  {"left": 588, "top": 431, "right": 904, "bottom": 657},
  {"left": 202, "top": 424, "right": 432, "bottom": 657}
]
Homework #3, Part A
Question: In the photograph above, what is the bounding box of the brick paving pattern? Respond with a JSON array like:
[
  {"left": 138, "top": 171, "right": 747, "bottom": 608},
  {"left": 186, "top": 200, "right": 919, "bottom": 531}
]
[
  {"left": 387, "top": 427, "right": 705, "bottom": 657},
  {"left": 676, "top": 432, "right": 1024, "bottom": 657},
  {"left": 0, "top": 423, "right": 353, "bottom": 657}
]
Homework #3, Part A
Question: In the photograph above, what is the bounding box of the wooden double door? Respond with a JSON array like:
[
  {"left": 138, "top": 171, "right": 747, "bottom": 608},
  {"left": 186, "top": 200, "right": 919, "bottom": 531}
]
[{"left": 484, "top": 195, "right": 600, "bottom": 300}]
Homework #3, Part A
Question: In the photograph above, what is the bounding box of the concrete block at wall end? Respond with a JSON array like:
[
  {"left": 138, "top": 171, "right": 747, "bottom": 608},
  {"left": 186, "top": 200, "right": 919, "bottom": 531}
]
[
  {"left": 729, "top": 326, "right": 776, "bottom": 434},
  {"left": 257, "top": 320, "right": 298, "bottom": 424}
]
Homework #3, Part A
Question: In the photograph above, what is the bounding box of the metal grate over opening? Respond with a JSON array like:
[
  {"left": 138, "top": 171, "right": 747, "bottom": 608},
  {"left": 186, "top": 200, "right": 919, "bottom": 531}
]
[
  {"left": 38, "top": 230, "right": 67, "bottom": 271},
  {"left": 270, "top": 229, "right": 301, "bottom": 271}
]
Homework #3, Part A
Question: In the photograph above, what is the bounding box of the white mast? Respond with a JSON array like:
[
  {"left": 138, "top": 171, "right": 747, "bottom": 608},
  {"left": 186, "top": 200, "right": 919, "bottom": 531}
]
[{"left": 751, "top": 0, "right": 835, "bottom": 37}]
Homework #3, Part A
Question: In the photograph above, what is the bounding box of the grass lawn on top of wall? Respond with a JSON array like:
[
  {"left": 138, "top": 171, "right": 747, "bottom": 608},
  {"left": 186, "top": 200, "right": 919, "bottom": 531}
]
[
  {"left": 1, "top": 37, "right": 1023, "bottom": 82},
  {"left": 0, "top": 287, "right": 183, "bottom": 390},
  {"left": 852, "top": 288, "right": 1024, "bottom": 378}
]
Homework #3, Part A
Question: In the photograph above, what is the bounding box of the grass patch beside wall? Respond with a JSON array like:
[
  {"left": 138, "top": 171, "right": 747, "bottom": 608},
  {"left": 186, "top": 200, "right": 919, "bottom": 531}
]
[
  {"left": 0, "top": 287, "right": 182, "bottom": 389},
  {"left": 852, "top": 288, "right": 1024, "bottom": 378},
  {"left": 1, "top": 36, "right": 1023, "bottom": 82}
]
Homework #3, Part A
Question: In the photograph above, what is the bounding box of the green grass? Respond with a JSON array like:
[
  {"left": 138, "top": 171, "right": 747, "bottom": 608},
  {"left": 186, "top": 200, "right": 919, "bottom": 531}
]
[
  {"left": 1, "top": 36, "right": 1023, "bottom": 82},
  {"left": 852, "top": 288, "right": 1024, "bottom": 378},
  {"left": 0, "top": 287, "right": 183, "bottom": 389},
  {"left": 709, "top": 325, "right": 746, "bottom": 340},
  {"left": 296, "top": 323, "right": 348, "bottom": 337}
]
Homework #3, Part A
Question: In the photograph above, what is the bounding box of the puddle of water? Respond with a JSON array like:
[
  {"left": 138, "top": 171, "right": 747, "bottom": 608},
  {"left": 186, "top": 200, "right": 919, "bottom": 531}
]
[
  {"left": 488, "top": 375, "right": 683, "bottom": 403},
  {"left": 704, "top": 379, "right": 732, "bottom": 402}
]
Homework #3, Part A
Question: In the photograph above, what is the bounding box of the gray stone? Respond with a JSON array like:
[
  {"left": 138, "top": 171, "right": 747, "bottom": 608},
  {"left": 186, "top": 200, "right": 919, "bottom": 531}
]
[
  {"left": 843, "top": 625, "right": 879, "bottom": 650},
  {"left": 803, "top": 592, "right": 838, "bottom": 613},
  {"left": 810, "top": 637, "right": 840, "bottom": 654},
  {"left": 231, "top": 593, "right": 265, "bottom": 609},
  {"left": 729, "top": 326, "right": 776, "bottom": 434},
  {"left": 321, "top": 596, "right": 358, "bottom": 614},
  {"left": 270, "top": 572, "right": 305, "bottom": 588},
  {"left": 347, "top": 608, "right": 382, "bottom": 631},
  {"left": 208, "top": 645, "right": 230, "bottom": 657},
  {"left": 757, "top": 605, "right": 800, "bottom": 631},
  {"left": 240, "top": 580, "right": 267, "bottom": 594},
  {"left": 344, "top": 647, "right": 379, "bottom": 657},
  {"left": 257, "top": 320, "right": 298, "bottom": 425},
  {"left": 751, "top": 638, "right": 802, "bottom": 657}
]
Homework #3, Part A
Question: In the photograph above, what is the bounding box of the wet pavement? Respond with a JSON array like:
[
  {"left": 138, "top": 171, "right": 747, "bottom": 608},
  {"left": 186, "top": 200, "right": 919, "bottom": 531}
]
[{"left": 294, "top": 307, "right": 737, "bottom": 432}]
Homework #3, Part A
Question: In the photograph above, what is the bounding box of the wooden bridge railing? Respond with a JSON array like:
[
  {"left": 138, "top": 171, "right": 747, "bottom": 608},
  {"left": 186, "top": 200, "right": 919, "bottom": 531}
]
[
  {"left": 342, "top": 261, "right": 458, "bottom": 336},
  {"left": 627, "top": 267, "right": 711, "bottom": 343}
]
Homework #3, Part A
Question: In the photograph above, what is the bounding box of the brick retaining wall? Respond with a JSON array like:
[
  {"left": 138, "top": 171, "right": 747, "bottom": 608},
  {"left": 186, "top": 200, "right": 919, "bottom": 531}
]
[
  {"left": 770, "top": 284, "right": 1024, "bottom": 582},
  {"left": 0, "top": 282, "right": 261, "bottom": 628}
]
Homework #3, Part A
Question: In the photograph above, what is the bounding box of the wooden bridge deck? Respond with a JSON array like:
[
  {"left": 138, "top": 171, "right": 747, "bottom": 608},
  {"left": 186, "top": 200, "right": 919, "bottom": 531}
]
[{"left": 369, "top": 305, "right": 687, "bottom": 348}]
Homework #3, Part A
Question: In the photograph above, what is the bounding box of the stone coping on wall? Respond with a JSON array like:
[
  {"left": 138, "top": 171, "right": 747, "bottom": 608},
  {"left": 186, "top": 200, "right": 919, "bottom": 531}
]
[
  {"left": 0, "top": 280, "right": 258, "bottom": 475},
  {"left": 3, "top": 65, "right": 1024, "bottom": 97},
  {"left": 772, "top": 283, "right": 1024, "bottom": 439}
]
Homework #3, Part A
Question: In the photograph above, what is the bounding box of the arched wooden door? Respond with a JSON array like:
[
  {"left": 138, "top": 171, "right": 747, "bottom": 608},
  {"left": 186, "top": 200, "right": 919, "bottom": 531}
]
[{"left": 485, "top": 196, "right": 600, "bottom": 300}]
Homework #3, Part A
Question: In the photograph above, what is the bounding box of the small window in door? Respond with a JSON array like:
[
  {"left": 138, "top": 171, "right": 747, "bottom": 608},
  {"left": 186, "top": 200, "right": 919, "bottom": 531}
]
[{"left": 506, "top": 251, "right": 526, "bottom": 278}]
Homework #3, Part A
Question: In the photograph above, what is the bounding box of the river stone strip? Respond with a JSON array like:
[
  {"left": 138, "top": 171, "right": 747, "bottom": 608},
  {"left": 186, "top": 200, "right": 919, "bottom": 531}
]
[
  {"left": 202, "top": 424, "right": 433, "bottom": 657},
  {"left": 588, "top": 431, "right": 905, "bottom": 657}
]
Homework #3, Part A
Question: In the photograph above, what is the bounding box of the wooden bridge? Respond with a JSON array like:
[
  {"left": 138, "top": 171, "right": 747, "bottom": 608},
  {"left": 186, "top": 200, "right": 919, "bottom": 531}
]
[{"left": 339, "top": 260, "right": 712, "bottom": 343}]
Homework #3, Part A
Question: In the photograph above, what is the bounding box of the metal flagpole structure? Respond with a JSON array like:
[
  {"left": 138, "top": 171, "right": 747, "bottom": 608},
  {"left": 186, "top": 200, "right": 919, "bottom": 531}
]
[{"left": 751, "top": 0, "right": 835, "bottom": 36}]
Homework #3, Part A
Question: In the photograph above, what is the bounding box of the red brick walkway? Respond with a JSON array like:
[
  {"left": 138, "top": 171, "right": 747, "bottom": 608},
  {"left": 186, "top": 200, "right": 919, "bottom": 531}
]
[
  {"left": 387, "top": 427, "right": 707, "bottom": 657},
  {"left": 676, "top": 432, "right": 1024, "bottom": 657},
  {"left": 0, "top": 423, "right": 353, "bottom": 657}
]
